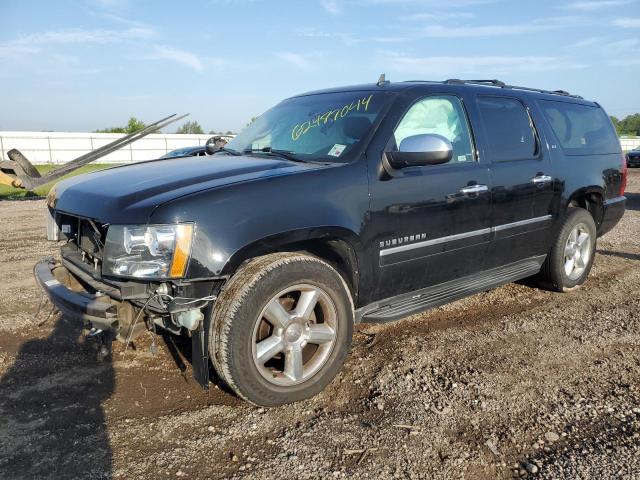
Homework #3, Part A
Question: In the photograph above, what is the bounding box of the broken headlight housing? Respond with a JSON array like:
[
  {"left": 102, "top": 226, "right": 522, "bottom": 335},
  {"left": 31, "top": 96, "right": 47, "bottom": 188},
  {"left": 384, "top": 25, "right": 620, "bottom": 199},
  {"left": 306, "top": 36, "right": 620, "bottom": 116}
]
[{"left": 103, "top": 224, "right": 194, "bottom": 279}]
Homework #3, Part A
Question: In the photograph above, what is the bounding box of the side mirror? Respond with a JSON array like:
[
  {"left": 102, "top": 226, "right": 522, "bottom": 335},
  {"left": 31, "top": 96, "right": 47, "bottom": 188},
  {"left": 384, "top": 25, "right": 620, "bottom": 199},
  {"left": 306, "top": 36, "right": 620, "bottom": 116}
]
[
  {"left": 205, "top": 143, "right": 218, "bottom": 155},
  {"left": 387, "top": 134, "right": 453, "bottom": 169}
]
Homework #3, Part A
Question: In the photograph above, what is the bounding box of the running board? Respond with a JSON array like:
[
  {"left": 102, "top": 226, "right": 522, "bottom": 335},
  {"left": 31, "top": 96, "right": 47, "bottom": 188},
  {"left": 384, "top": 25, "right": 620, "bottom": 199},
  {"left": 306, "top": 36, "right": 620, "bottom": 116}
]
[{"left": 357, "top": 255, "right": 546, "bottom": 323}]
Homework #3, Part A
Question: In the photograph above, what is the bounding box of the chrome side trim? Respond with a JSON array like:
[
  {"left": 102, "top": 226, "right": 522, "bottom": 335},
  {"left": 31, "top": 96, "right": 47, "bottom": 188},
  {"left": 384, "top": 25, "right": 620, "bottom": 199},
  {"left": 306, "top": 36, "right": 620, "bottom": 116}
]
[
  {"left": 380, "top": 227, "right": 491, "bottom": 257},
  {"left": 380, "top": 214, "right": 553, "bottom": 257},
  {"left": 492, "top": 214, "right": 552, "bottom": 232}
]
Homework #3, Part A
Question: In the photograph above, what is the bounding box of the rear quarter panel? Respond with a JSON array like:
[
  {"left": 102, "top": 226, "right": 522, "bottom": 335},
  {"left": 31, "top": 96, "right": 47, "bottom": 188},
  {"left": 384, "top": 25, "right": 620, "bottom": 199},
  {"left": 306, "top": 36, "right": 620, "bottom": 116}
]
[{"left": 531, "top": 98, "right": 624, "bottom": 206}]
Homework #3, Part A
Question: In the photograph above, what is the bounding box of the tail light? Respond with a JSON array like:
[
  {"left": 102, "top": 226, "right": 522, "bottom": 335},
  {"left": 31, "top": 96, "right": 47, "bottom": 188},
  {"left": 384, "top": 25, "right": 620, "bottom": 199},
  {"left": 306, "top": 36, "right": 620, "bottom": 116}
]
[{"left": 620, "top": 153, "right": 627, "bottom": 196}]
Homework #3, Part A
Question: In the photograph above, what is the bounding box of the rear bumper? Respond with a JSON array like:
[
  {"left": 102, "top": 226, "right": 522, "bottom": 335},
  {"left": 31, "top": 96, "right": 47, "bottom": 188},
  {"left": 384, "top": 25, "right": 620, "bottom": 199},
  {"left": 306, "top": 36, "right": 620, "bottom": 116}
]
[
  {"left": 34, "top": 259, "right": 120, "bottom": 333},
  {"left": 598, "top": 196, "right": 626, "bottom": 236}
]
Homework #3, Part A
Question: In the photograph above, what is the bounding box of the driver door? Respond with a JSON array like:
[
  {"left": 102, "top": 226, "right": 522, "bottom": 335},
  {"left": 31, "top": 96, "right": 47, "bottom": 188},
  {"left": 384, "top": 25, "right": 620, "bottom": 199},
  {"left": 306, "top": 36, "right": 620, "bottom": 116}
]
[{"left": 368, "top": 93, "right": 492, "bottom": 300}]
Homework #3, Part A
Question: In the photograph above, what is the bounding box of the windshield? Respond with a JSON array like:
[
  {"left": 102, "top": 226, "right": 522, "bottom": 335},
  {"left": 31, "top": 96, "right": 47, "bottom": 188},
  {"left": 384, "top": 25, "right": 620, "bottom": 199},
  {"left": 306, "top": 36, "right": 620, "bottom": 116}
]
[{"left": 226, "top": 91, "right": 388, "bottom": 163}]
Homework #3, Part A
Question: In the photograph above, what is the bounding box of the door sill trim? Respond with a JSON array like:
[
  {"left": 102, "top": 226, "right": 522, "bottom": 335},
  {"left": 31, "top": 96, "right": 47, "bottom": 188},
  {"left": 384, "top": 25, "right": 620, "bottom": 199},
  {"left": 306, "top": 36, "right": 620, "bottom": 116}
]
[{"left": 356, "top": 255, "right": 546, "bottom": 323}]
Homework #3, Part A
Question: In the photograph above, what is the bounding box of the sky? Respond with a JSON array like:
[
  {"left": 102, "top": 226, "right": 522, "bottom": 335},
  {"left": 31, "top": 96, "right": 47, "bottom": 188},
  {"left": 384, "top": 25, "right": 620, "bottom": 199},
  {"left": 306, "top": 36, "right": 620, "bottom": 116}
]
[{"left": 0, "top": 0, "right": 639, "bottom": 133}]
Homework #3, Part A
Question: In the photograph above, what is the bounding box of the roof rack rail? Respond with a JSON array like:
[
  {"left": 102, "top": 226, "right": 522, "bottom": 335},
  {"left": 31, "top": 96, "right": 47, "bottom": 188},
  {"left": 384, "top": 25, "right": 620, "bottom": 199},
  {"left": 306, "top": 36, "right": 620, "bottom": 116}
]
[
  {"left": 443, "top": 79, "right": 583, "bottom": 99},
  {"left": 445, "top": 79, "right": 506, "bottom": 87}
]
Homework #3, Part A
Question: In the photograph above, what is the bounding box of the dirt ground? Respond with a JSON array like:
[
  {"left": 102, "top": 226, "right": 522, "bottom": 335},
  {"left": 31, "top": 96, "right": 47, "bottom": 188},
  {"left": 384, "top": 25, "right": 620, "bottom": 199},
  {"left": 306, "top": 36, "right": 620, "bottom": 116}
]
[{"left": 1, "top": 171, "right": 639, "bottom": 480}]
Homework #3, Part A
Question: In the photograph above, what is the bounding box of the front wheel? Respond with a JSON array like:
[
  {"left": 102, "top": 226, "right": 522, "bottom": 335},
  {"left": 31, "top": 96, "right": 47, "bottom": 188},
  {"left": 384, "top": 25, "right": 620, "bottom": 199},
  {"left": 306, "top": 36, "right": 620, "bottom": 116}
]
[
  {"left": 210, "top": 253, "right": 354, "bottom": 406},
  {"left": 539, "top": 207, "right": 597, "bottom": 292}
]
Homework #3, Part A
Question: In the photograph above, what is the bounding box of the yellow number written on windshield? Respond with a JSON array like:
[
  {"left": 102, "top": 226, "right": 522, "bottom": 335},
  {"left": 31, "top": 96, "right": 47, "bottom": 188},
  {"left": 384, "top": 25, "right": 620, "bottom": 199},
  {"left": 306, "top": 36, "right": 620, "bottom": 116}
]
[{"left": 291, "top": 94, "right": 373, "bottom": 141}]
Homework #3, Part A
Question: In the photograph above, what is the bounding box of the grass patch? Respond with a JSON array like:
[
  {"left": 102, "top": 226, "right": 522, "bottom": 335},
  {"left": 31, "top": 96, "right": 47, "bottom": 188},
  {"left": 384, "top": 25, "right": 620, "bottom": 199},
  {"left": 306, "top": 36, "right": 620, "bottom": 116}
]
[{"left": 0, "top": 164, "right": 120, "bottom": 200}]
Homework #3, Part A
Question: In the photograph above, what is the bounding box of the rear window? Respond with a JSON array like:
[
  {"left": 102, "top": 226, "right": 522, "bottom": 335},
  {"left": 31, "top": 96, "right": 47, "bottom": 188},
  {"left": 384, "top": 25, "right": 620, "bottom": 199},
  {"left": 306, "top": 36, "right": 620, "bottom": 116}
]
[
  {"left": 539, "top": 100, "right": 620, "bottom": 155},
  {"left": 477, "top": 96, "right": 538, "bottom": 162}
]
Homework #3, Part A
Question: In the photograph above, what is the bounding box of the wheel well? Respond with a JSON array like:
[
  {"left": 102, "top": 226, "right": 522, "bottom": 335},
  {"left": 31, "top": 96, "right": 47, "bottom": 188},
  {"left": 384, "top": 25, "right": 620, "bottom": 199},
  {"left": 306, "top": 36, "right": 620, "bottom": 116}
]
[
  {"left": 226, "top": 237, "right": 360, "bottom": 303},
  {"left": 568, "top": 191, "right": 604, "bottom": 227},
  {"left": 280, "top": 238, "right": 360, "bottom": 301}
]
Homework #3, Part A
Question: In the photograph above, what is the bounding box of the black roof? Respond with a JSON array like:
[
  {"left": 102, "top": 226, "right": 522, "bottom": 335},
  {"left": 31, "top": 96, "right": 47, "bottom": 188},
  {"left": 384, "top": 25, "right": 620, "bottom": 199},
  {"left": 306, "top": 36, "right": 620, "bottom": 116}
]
[{"left": 293, "top": 78, "right": 595, "bottom": 106}]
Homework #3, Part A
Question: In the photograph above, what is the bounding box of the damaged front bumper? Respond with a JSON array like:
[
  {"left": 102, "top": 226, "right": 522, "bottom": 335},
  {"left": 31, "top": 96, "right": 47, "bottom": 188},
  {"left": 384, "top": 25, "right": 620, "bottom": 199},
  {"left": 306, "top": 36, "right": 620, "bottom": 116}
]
[
  {"left": 34, "top": 258, "right": 121, "bottom": 333},
  {"left": 34, "top": 256, "right": 220, "bottom": 389}
]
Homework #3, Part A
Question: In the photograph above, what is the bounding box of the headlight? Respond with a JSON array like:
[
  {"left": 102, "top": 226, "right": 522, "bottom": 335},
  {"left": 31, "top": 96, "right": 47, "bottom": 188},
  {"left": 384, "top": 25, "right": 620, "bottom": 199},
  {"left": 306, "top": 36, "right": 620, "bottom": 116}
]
[{"left": 103, "top": 224, "right": 194, "bottom": 279}]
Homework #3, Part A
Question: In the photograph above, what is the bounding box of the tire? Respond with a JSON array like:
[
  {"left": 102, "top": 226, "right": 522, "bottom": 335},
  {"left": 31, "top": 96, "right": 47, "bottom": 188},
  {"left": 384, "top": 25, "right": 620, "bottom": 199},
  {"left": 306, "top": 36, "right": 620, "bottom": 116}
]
[
  {"left": 538, "top": 207, "right": 597, "bottom": 292},
  {"left": 7, "top": 149, "right": 41, "bottom": 178},
  {"left": 210, "top": 252, "right": 354, "bottom": 406}
]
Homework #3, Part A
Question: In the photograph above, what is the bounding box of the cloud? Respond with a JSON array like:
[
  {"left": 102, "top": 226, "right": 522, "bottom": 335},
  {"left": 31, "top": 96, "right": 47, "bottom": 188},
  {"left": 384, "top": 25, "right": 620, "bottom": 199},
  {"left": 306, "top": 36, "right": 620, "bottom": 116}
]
[
  {"left": 296, "top": 27, "right": 360, "bottom": 46},
  {"left": 565, "top": 36, "right": 638, "bottom": 56},
  {"left": 150, "top": 46, "right": 203, "bottom": 71},
  {"left": 87, "top": 0, "right": 131, "bottom": 9},
  {"left": 12, "top": 27, "right": 155, "bottom": 46},
  {"left": 365, "top": 0, "right": 496, "bottom": 4},
  {"left": 612, "top": 17, "right": 640, "bottom": 27},
  {"left": 603, "top": 37, "right": 640, "bottom": 51},
  {"left": 415, "top": 16, "right": 588, "bottom": 38},
  {"left": 277, "top": 52, "right": 312, "bottom": 70},
  {"left": 320, "top": 0, "right": 342, "bottom": 14},
  {"left": 609, "top": 58, "right": 640, "bottom": 66},
  {"left": 383, "top": 53, "right": 587, "bottom": 76},
  {"left": 100, "top": 12, "right": 148, "bottom": 27},
  {"left": 564, "top": 0, "right": 632, "bottom": 10},
  {"left": 419, "top": 23, "right": 552, "bottom": 38},
  {"left": 0, "top": 44, "right": 40, "bottom": 60},
  {"left": 565, "top": 36, "right": 606, "bottom": 48},
  {"left": 399, "top": 12, "right": 474, "bottom": 21}
]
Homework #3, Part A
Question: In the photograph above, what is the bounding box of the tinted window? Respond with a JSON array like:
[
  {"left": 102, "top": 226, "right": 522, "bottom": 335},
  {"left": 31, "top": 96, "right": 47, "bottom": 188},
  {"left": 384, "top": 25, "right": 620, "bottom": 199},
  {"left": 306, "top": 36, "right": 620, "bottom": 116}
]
[
  {"left": 477, "top": 97, "right": 537, "bottom": 162},
  {"left": 539, "top": 100, "right": 620, "bottom": 155},
  {"left": 392, "top": 95, "right": 475, "bottom": 164}
]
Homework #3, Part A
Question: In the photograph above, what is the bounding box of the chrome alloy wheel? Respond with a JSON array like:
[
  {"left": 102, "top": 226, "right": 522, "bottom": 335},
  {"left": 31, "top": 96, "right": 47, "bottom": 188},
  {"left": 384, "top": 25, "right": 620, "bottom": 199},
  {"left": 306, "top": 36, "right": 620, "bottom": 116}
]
[
  {"left": 564, "top": 223, "right": 591, "bottom": 280},
  {"left": 251, "top": 284, "right": 338, "bottom": 386}
]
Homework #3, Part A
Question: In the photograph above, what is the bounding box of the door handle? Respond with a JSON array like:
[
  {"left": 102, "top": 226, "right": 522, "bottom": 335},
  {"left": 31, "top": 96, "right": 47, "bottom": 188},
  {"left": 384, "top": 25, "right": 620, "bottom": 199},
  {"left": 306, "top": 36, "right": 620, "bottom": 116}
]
[
  {"left": 460, "top": 184, "right": 489, "bottom": 195},
  {"left": 531, "top": 175, "right": 553, "bottom": 184}
]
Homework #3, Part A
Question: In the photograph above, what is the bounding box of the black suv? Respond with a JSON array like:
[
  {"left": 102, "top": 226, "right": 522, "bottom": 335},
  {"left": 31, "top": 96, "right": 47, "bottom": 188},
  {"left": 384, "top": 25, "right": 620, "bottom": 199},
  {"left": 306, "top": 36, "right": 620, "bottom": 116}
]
[{"left": 38, "top": 79, "right": 627, "bottom": 406}]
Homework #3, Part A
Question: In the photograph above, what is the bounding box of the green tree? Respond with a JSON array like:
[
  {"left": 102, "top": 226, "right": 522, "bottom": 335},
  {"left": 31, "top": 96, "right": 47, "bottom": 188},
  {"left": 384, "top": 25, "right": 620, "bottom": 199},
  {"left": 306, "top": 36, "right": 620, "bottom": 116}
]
[
  {"left": 95, "top": 117, "right": 146, "bottom": 134},
  {"left": 610, "top": 116, "right": 619, "bottom": 132},
  {"left": 617, "top": 114, "right": 640, "bottom": 136},
  {"left": 176, "top": 121, "right": 205, "bottom": 134}
]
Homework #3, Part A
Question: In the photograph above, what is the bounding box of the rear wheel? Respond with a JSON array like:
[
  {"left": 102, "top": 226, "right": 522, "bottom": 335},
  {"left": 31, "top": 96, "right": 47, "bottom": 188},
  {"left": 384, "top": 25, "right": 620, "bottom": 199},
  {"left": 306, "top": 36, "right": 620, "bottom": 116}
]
[
  {"left": 210, "top": 252, "right": 354, "bottom": 406},
  {"left": 539, "top": 208, "right": 597, "bottom": 292}
]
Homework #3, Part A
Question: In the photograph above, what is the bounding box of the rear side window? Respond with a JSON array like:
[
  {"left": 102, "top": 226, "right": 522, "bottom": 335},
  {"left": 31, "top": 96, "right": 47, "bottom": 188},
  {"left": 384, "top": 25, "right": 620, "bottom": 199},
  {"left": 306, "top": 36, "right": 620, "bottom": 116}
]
[
  {"left": 539, "top": 100, "right": 620, "bottom": 155},
  {"left": 477, "top": 96, "right": 537, "bottom": 162}
]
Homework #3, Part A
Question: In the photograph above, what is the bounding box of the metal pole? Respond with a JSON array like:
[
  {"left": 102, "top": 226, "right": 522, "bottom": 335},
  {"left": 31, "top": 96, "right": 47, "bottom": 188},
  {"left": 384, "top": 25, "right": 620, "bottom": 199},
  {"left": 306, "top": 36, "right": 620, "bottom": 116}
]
[
  {"left": 0, "top": 134, "right": 4, "bottom": 161},
  {"left": 47, "top": 136, "right": 54, "bottom": 164}
]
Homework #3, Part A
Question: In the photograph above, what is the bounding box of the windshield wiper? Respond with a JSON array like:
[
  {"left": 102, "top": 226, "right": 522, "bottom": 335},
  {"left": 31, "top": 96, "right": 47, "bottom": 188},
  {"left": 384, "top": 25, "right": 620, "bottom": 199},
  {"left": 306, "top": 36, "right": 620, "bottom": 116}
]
[
  {"left": 243, "top": 147, "right": 305, "bottom": 163},
  {"left": 211, "top": 147, "right": 243, "bottom": 156}
]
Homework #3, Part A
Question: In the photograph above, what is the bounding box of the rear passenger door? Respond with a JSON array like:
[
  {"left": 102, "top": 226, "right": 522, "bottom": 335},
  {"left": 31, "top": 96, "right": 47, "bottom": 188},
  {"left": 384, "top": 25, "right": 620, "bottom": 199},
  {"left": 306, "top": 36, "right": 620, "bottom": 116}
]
[{"left": 476, "top": 96, "right": 556, "bottom": 268}]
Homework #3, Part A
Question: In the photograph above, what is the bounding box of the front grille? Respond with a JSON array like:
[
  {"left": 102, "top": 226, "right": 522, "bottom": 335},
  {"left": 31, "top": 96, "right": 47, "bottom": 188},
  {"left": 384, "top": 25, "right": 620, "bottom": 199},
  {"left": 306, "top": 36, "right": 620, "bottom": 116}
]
[
  {"left": 78, "top": 220, "right": 104, "bottom": 259},
  {"left": 58, "top": 213, "right": 107, "bottom": 261}
]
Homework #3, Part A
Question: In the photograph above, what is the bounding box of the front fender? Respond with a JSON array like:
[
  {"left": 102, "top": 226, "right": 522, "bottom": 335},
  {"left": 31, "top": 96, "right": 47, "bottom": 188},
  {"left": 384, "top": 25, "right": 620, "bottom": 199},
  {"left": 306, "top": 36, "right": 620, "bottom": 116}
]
[
  {"left": 219, "top": 225, "right": 365, "bottom": 276},
  {"left": 149, "top": 161, "right": 370, "bottom": 280}
]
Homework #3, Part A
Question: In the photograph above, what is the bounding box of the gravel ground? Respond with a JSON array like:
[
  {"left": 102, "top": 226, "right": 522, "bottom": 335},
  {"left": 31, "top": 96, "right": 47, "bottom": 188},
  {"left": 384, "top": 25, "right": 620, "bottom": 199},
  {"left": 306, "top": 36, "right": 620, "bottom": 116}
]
[{"left": 0, "top": 171, "right": 639, "bottom": 479}]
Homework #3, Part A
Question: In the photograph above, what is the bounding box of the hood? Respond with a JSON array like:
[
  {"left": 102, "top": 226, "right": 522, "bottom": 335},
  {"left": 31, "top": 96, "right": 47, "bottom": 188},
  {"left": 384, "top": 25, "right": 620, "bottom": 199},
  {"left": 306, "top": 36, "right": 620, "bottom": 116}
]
[{"left": 49, "top": 155, "right": 320, "bottom": 223}]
